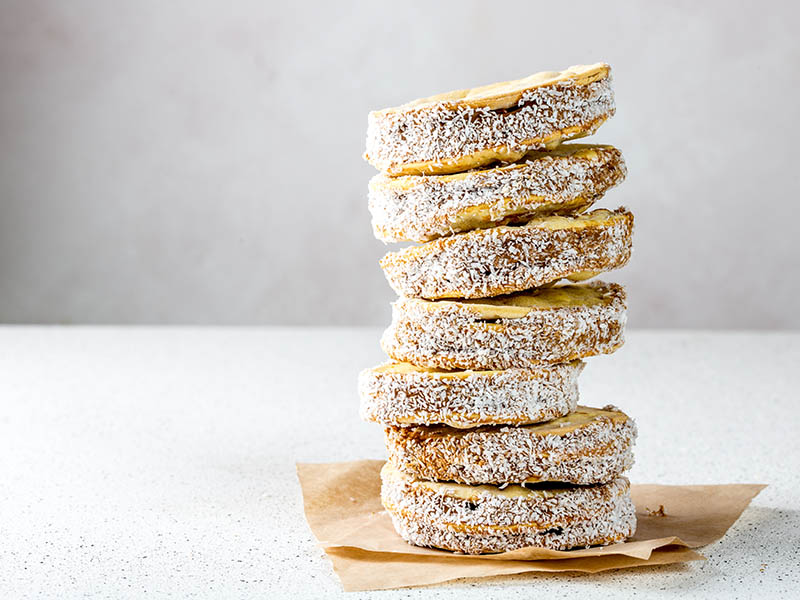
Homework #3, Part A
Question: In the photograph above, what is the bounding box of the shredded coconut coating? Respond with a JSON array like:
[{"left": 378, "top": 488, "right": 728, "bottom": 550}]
[
  {"left": 358, "top": 361, "right": 583, "bottom": 428},
  {"left": 380, "top": 208, "right": 633, "bottom": 300},
  {"left": 382, "top": 466, "right": 636, "bottom": 554},
  {"left": 366, "top": 78, "right": 615, "bottom": 176},
  {"left": 382, "top": 281, "right": 626, "bottom": 370},
  {"left": 369, "top": 145, "right": 627, "bottom": 243},
  {"left": 384, "top": 405, "right": 636, "bottom": 485}
]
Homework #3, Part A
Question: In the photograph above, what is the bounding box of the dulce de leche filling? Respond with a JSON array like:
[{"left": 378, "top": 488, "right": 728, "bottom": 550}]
[
  {"left": 418, "top": 284, "right": 612, "bottom": 320},
  {"left": 397, "top": 405, "right": 628, "bottom": 441},
  {"left": 382, "top": 461, "right": 624, "bottom": 501}
]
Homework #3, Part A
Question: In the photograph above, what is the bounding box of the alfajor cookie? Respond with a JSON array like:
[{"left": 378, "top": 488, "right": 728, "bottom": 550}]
[
  {"left": 385, "top": 405, "right": 636, "bottom": 486},
  {"left": 381, "top": 282, "right": 626, "bottom": 370},
  {"left": 380, "top": 208, "right": 633, "bottom": 300},
  {"left": 358, "top": 360, "right": 583, "bottom": 428},
  {"left": 369, "top": 144, "right": 627, "bottom": 243},
  {"left": 381, "top": 462, "right": 636, "bottom": 554},
  {"left": 365, "top": 63, "right": 615, "bottom": 176}
]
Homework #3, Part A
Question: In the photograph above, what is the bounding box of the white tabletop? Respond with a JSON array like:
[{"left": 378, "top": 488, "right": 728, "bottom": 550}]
[{"left": 0, "top": 327, "right": 797, "bottom": 598}]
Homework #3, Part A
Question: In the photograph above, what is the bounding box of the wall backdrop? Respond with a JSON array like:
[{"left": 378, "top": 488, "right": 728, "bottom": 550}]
[{"left": 1, "top": 0, "right": 798, "bottom": 327}]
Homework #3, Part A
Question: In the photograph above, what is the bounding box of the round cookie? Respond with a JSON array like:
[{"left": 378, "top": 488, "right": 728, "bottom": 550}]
[
  {"left": 381, "top": 462, "right": 636, "bottom": 554},
  {"left": 358, "top": 360, "right": 583, "bottom": 428},
  {"left": 381, "top": 282, "right": 626, "bottom": 370},
  {"left": 365, "top": 63, "right": 615, "bottom": 176},
  {"left": 380, "top": 208, "right": 633, "bottom": 300},
  {"left": 369, "top": 144, "right": 627, "bottom": 243},
  {"left": 384, "top": 405, "right": 636, "bottom": 486}
]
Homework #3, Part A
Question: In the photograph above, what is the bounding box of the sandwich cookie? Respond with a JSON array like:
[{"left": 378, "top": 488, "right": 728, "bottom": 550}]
[
  {"left": 385, "top": 405, "right": 636, "bottom": 486},
  {"left": 365, "top": 63, "right": 615, "bottom": 176},
  {"left": 369, "top": 144, "right": 627, "bottom": 243},
  {"left": 358, "top": 360, "right": 583, "bottom": 428},
  {"left": 381, "top": 282, "right": 626, "bottom": 370},
  {"left": 381, "top": 462, "right": 636, "bottom": 554},
  {"left": 380, "top": 208, "right": 632, "bottom": 300}
]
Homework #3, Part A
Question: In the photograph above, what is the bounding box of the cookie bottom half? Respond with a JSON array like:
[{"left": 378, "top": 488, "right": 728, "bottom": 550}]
[{"left": 381, "top": 462, "right": 636, "bottom": 554}]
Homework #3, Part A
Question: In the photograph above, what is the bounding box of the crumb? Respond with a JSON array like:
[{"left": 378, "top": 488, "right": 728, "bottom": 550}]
[{"left": 645, "top": 504, "right": 667, "bottom": 517}]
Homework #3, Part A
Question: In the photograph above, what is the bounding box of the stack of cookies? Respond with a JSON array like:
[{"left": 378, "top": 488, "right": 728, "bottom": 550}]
[{"left": 358, "top": 63, "right": 638, "bottom": 554}]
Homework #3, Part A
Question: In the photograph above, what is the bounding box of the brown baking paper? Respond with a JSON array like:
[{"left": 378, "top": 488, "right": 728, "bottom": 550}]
[{"left": 297, "top": 460, "right": 765, "bottom": 592}]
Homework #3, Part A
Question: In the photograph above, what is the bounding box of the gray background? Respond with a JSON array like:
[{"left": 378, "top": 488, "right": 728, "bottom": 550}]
[{"left": 1, "top": 0, "right": 798, "bottom": 327}]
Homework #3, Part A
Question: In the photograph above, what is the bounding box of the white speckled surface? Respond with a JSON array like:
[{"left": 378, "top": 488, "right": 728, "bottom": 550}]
[{"left": 0, "top": 328, "right": 797, "bottom": 598}]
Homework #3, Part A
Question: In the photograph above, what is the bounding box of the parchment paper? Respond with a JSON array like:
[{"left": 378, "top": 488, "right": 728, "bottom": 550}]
[{"left": 297, "top": 460, "right": 765, "bottom": 591}]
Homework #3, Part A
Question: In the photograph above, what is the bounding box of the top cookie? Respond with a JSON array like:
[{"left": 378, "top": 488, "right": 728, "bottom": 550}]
[{"left": 365, "top": 63, "right": 614, "bottom": 176}]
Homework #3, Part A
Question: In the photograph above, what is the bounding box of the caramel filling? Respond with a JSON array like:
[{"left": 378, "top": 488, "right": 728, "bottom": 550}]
[
  {"left": 413, "top": 283, "right": 611, "bottom": 320},
  {"left": 382, "top": 462, "right": 626, "bottom": 503},
  {"left": 396, "top": 405, "right": 628, "bottom": 440},
  {"left": 370, "top": 360, "right": 581, "bottom": 379},
  {"left": 371, "top": 144, "right": 613, "bottom": 192}
]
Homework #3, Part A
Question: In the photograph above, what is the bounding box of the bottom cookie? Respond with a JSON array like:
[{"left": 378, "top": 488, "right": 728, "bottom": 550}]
[{"left": 381, "top": 462, "right": 636, "bottom": 554}]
